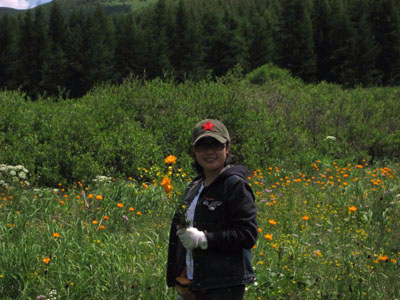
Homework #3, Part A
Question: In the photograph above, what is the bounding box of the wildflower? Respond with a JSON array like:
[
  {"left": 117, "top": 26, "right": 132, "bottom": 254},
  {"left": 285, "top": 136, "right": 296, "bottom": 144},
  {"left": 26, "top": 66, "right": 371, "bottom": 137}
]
[
  {"left": 143, "top": 183, "right": 149, "bottom": 189},
  {"left": 129, "top": 207, "right": 135, "bottom": 212},
  {"left": 37, "top": 296, "right": 46, "bottom": 300},
  {"left": 103, "top": 216, "right": 110, "bottom": 220},
  {"left": 271, "top": 243, "right": 278, "bottom": 248},
  {"left": 164, "top": 184, "right": 173, "bottom": 194},
  {"left": 96, "top": 195, "right": 103, "bottom": 201},
  {"left": 92, "top": 220, "right": 98, "bottom": 225},
  {"left": 269, "top": 219, "right": 277, "bottom": 225},
  {"left": 302, "top": 215, "right": 309, "bottom": 221},
  {"left": 391, "top": 259, "right": 397, "bottom": 263},
  {"left": 98, "top": 225, "right": 105, "bottom": 230},
  {"left": 42, "top": 257, "right": 51, "bottom": 264},
  {"left": 165, "top": 155, "right": 177, "bottom": 164},
  {"left": 348, "top": 206, "right": 357, "bottom": 212},
  {"left": 117, "top": 203, "right": 124, "bottom": 208},
  {"left": 88, "top": 194, "right": 94, "bottom": 199},
  {"left": 52, "top": 232, "right": 60, "bottom": 238},
  {"left": 122, "top": 215, "right": 129, "bottom": 221},
  {"left": 314, "top": 250, "right": 323, "bottom": 257},
  {"left": 264, "top": 234, "right": 273, "bottom": 240},
  {"left": 257, "top": 227, "right": 262, "bottom": 233},
  {"left": 378, "top": 255, "right": 388, "bottom": 261},
  {"left": 161, "top": 177, "right": 171, "bottom": 187},
  {"left": 136, "top": 211, "right": 142, "bottom": 216}
]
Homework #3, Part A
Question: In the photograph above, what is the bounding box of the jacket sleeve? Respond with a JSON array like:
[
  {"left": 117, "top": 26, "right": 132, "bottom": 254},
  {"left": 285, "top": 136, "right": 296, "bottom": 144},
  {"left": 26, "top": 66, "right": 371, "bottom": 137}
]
[{"left": 206, "top": 176, "right": 258, "bottom": 251}]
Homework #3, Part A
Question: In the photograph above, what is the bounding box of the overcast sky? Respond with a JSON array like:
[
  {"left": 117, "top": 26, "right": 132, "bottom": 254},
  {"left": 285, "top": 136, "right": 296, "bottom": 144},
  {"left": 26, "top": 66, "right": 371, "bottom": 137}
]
[{"left": 0, "top": 0, "right": 53, "bottom": 9}]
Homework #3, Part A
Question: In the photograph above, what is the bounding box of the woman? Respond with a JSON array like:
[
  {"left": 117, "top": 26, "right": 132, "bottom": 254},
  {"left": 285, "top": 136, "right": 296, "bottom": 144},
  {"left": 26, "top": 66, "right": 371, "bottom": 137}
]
[{"left": 167, "top": 119, "right": 258, "bottom": 300}]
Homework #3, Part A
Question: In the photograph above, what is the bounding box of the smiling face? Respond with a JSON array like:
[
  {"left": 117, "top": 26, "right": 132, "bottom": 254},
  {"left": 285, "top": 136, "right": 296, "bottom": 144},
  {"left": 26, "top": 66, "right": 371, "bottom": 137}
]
[{"left": 194, "top": 137, "right": 231, "bottom": 177}]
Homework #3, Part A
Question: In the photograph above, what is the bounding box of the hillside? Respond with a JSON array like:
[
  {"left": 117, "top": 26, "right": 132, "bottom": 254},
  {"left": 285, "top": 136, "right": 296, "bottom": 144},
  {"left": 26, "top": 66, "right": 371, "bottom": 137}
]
[{"left": 0, "top": 0, "right": 158, "bottom": 16}]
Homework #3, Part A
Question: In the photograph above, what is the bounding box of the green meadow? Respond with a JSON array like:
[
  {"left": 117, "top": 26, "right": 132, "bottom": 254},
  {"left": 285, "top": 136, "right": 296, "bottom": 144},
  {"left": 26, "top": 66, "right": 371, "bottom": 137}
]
[{"left": 1, "top": 69, "right": 400, "bottom": 299}]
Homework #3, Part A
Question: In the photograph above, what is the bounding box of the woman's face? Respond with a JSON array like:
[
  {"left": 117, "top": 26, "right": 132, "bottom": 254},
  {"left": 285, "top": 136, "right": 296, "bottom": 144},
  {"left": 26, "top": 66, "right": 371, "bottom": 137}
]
[{"left": 194, "top": 137, "right": 230, "bottom": 175}]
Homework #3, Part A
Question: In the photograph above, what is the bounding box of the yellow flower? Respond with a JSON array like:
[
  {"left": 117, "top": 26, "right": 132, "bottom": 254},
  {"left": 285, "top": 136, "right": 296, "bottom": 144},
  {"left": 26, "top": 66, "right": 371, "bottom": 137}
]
[
  {"left": 88, "top": 194, "right": 94, "bottom": 199},
  {"left": 96, "top": 195, "right": 103, "bottom": 201},
  {"left": 165, "top": 155, "right": 177, "bottom": 164},
  {"left": 52, "top": 232, "right": 60, "bottom": 238}
]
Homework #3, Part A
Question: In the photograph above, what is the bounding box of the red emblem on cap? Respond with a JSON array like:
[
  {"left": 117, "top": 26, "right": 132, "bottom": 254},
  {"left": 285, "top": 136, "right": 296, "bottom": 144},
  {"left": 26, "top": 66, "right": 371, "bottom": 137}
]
[{"left": 202, "top": 121, "right": 214, "bottom": 131}]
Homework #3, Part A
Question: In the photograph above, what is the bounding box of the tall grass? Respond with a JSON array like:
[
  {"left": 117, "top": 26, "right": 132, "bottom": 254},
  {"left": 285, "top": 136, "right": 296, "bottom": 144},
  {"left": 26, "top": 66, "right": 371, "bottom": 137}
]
[{"left": 1, "top": 158, "right": 399, "bottom": 299}]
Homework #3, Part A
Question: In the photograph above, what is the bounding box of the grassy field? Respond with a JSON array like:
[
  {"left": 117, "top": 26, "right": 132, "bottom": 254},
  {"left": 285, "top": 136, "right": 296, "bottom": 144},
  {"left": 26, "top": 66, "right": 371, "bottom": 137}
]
[{"left": 1, "top": 157, "right": 399, "bottom": 299}]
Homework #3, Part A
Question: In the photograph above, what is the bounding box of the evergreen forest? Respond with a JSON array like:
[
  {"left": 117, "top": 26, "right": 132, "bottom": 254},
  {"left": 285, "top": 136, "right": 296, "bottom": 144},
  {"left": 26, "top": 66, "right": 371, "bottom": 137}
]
[{"left": 1, "top": 0, "right": 400, "bottom": 99}]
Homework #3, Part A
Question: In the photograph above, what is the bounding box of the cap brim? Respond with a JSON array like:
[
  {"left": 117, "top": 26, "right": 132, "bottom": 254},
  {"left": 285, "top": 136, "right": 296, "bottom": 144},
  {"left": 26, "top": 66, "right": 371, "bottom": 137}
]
[{"left": 193, "top": 133, "right": 227, "bottom": 146}]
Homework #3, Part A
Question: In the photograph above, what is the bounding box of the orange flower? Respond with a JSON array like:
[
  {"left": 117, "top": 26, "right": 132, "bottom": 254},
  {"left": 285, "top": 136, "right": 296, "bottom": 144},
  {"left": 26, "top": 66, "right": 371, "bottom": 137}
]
[
  {"left": 42, "top": 257, "right": 51, "bottom": 264},
  {"left": 164, "top": 184, "right": 173, "bottom": 194},
  {"left": 52, "top": 232, "right": 60, "bottom": 238},
  {"left": 92, "top": 220, "right": 98, "bottom": 225},
  {"left": 88, "top": 194, "right": 94, "bottom": 199},
  {"left": 117, "top": 203, "right": 124, "bottom": 208},
  {"left": 165, "top": 155, "right": 177, "bottom": 164},
  {"left": 161, "top": 177, "right": 171, "bottom": 187},
  {"left": 143, "top": 183, "right": 149, "bottom": 189},
  {"left": 129, "top": 207, "right": 135, "bottom": 212},
  {"left": 348, "top": 206, "right": 357, "bottom": 212},
  {"left": 96, "top": 195, "right": 103, "bottom": 201},
  {"left": 302, "top": 215, "right": 309, "bottom": 221},
  {"left": 269, "top": 219, "right": 277, "bottom": 225},
  {"left": 136, "top": 211, "right": 142, "bottom": 216},
  {"left": 264, "top": 234, "right": 273, "bottom": 240},
  {"left": 271, "top": 243, "right": 278, "bottom": 248},
  {"left": 98, "top": 225, "right": 105, "bottom": 230},
  {"left": 314, "top": 250, "right": 323, "bottom": 257},
  {"left": 378, "top": 255, "right": 388, "bottom": 261},
  {"left": 257, "top": 227, "right": 262, "bottom": 233},
  {"left": 103, "top": 216, "right": 110, "bottom": 220},
  {"left": 59, "top": 200, "right": 65, "bottom": 205},
  {"left": 391, "top": 259, "right": 397, "bottom": 263}
]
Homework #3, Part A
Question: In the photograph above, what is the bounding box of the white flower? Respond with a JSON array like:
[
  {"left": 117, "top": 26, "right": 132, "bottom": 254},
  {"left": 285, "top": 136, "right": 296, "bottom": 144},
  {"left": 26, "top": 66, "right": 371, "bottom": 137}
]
[
  {"left": 0, "top": 166, "right": 6, "bottom": 173},
  {"left": 12, "top": 177, "right": 19, "bottom": 182},
  {"left": 9, "top": 170, "right": 17, "bottom": 177},
  {"left": 24, "top": 181, "right": 30, "bottom": 187},
  {"left": 326, "top": 136, "right": 336, "bottom": 141},
  {"left": 18, "top": 172, "right": 26, "bottom": 180}
]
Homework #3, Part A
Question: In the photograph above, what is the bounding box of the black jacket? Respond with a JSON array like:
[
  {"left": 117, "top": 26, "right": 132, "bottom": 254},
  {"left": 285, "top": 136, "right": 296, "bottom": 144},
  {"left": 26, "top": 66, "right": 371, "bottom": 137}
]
[{"left": 166, "top": 165, "right": 258, "bottom": 291}]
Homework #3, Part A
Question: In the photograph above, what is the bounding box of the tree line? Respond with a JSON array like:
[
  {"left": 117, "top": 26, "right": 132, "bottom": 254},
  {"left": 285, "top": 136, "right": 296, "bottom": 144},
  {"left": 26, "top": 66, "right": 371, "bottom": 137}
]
[{"left": 0, "top": 0, "right": 400, "bottom": 99}]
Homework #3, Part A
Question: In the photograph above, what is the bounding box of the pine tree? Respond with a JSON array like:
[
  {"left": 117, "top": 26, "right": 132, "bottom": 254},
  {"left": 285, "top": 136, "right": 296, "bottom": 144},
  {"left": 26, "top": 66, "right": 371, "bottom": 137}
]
[
  {"left": 0, "top": 15, "right": 19, "bottom": 90},
  {"left": 312, "top": 0, "right": 332, "bottom": 82},
  {"left": 42, "top": 1, "right": 68, "bottom": 97},
  {"left": 370, "top": 0, "right": 400, "bottom": 85},
  {"left": 276, "top": 0, "right": 316, "bottom": 82},
  {"left": 114, "top": 13, "right": 146, "bottom": 81},
  {"left": 327, "top": 1, "right": 357, "bottom": 86},
  {"left": 144, "top": 0, "right": 171, "bottom": 78},
  {"left": 350, "top": 0, "right": 381, "bottom": 86},
  {"left": 247, "top": 10, "right": 276, "bottom": 70},
  {"left": 170, "top": 0, "right": 204, "bottom": 81}
]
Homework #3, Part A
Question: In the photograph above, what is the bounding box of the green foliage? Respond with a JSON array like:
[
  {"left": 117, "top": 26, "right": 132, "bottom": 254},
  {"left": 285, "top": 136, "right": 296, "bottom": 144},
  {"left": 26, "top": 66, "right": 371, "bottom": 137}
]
[
  {"left": 1, "top": 70, "right": 400, "bottom": 186},
  {"left": 245, "top": 63, "right": 298, "bottom": 85}
]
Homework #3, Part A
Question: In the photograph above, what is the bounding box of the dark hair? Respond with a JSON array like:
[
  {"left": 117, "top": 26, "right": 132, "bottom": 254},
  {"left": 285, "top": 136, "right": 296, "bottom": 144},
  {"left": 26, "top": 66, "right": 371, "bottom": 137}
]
[{"left": 191, "top": 142, "right": 237, "bottom": 175}]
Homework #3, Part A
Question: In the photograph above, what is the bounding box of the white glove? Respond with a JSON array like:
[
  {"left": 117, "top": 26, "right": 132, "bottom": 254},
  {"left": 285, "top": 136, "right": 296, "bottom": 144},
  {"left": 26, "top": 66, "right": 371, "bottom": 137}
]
[{"left": 177, "top": 227, "right": 208, "bottom": 250}]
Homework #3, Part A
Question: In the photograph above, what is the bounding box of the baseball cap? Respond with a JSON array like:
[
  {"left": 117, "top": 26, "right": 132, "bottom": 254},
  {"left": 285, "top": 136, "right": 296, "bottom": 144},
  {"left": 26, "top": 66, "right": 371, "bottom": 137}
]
[{"left": 192, "top": 119, "right": 231, "bottom": 146}]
